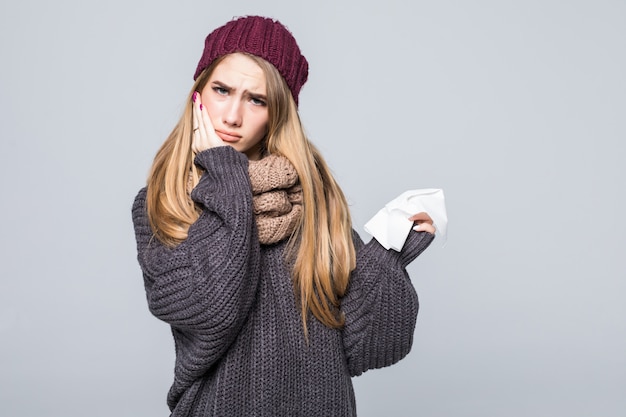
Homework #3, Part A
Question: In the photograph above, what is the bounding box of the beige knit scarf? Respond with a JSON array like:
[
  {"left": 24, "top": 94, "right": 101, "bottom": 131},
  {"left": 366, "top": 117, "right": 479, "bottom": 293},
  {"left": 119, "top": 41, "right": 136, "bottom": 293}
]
[
  {"left": 248, "top": 154, "right": 303, "bottom": 245},
  {"left": 189, "top": 154, "right": 303, "bottom": 245}
]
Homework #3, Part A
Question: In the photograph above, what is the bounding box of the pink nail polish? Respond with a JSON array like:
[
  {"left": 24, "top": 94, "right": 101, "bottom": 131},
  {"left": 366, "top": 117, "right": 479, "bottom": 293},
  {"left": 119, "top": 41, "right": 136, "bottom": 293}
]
[
  {"left": 199, "top": 104, "right": 203, "bottom": 111},
  {"left": 192, "top": 92, "right": 197, "bottom": 102}
]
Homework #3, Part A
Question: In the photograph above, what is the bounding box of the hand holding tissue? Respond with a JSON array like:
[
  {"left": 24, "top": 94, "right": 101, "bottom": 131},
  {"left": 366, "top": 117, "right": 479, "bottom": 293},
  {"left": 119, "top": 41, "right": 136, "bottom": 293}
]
[{"left": 364, "top": 189, "right": 448, "bottom": 251}]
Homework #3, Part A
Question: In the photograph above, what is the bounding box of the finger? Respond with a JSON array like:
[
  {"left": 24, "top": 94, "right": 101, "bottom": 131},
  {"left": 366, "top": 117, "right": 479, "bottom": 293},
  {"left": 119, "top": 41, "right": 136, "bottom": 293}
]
[
  {"left": 197, "top": 102, "right": 210, "bottom": 143},
  {"left": 196, "top": 100, "right": 209, "bottom": 149},
  {"left": 191, "top": 92, "right": 202, "bottom": 153},
  {"left": 409, "top": 212, "right": 433, "bottom": 224},
  {"left": 413, "top": 222, "right": 436, "bottom": 234},
  {"left": 192, "top": 97, "right": 199, "bottom": 130},
  {"left": 194, "top": 94, "right": 217, "bottom": 154}
]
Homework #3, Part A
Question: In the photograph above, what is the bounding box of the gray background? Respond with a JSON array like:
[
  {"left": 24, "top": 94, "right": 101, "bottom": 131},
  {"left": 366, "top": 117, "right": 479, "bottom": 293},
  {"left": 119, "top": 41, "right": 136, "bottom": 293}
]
[{"left": 1, "top": 0, "right": 624, "bottom": 416}]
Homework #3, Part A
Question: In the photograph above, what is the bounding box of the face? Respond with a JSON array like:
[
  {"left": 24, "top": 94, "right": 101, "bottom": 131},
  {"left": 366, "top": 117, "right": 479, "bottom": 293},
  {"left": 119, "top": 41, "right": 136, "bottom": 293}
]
[{"left": 200, "top": 53, "right": 269, "bottom": 160}]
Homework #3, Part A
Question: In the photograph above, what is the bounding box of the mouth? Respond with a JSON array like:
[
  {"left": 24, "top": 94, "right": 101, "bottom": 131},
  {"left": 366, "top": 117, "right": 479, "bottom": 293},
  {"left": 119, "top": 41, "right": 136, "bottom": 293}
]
[{"left": 215, "top": 129, "right": 241, "bottom": 143}]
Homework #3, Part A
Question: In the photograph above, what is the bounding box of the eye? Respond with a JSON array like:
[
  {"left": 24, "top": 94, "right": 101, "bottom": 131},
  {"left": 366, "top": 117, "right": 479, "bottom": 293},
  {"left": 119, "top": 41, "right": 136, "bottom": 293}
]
[
  {"left": 213, "top": 86, "right": 228, "bottom": 95},
  {"left": 250, "top": 96, "right": 267, "bottom": 106}
]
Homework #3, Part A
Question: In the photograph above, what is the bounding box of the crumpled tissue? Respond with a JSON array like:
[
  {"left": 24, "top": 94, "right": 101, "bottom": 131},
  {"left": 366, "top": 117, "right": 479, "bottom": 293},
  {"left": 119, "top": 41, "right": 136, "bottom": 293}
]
[{"left": 364, "top": 189, "right": 447, "bottom": 251}]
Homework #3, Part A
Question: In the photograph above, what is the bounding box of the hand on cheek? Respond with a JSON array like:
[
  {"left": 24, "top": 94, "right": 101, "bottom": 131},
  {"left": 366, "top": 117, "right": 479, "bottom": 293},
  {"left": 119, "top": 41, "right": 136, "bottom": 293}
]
[{"left": 192, "top": 91, "right": 226, "bottom": 154}]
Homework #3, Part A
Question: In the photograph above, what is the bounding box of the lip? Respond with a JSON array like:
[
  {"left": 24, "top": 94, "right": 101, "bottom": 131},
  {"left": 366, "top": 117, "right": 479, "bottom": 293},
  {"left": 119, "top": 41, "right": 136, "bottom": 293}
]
[{"left": 215, "top": 129, "right": 242, "bottom": 143}]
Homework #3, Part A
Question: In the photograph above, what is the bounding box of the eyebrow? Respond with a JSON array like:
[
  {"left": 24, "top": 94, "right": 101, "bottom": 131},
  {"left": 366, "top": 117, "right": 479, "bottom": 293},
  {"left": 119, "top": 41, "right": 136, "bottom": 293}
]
[{"left": 211, "top": 80, "right": 267, "bottom": 100}]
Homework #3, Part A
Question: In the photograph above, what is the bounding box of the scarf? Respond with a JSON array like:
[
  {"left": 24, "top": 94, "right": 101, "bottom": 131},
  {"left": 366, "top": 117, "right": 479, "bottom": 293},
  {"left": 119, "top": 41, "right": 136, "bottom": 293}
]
[{"left": 248, "top": 154, "right": 303, "bottom": 245}]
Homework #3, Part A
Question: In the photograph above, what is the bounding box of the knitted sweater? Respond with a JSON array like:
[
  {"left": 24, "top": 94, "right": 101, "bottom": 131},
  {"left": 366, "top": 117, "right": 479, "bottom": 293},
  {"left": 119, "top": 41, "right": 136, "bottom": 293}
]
[{"left": 132, "top": 146, "right": 434, "bottom": 417}]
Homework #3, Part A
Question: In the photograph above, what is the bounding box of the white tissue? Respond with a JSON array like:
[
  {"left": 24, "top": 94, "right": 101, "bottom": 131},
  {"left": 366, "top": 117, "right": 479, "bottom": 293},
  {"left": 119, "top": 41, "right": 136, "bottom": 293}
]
[{"left": 364, "top": 189, "right": 448, "bottom": 251}]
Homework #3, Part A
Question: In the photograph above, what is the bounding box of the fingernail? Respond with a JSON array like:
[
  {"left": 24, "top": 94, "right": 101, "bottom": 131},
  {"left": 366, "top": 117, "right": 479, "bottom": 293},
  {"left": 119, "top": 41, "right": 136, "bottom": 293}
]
[
  {"left": 199, "top": 104, "right": 203, "bottom": 111},
  {"left": 192, "top": 92, "right": 197, "bottom": 102}
]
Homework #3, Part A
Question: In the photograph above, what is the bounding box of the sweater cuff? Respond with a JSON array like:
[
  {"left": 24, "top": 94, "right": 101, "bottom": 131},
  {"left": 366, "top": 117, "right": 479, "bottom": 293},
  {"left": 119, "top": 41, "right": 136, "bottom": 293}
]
[
  {"left": 194, "top": 145, "right": 248, "bottom": 173},
  {"left": 369, "top": 231, "right": 435, "bottom": 269},
  {"left": 191, "top": 146, "right": 251, "bottom": 205},
  {"left": 399, "top": 231, "right": 435, "bottom": 268}
]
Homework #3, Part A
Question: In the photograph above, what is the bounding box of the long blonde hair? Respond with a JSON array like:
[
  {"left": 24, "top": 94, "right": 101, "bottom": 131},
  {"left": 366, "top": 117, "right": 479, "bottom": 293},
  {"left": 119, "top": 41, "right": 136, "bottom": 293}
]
[{"left": 146, "top": 53, "right": 356, "bottom": 334}]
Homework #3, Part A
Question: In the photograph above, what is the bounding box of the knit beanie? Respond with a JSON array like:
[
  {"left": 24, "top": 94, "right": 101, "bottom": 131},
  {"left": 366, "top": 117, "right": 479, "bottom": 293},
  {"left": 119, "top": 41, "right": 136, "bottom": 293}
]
[{"left": 194, "top": 16, "right": 309, "bottom": 105}]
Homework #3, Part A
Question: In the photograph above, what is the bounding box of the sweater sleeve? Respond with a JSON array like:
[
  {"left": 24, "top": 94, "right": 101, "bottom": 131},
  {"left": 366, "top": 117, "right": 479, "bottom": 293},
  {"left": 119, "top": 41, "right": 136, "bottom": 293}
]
[
  {"left": 341, "top": 229, "right": 434, "bottom": 377},
  {"left": 131, "top": 146, "right": 260, "bottom": 371}
]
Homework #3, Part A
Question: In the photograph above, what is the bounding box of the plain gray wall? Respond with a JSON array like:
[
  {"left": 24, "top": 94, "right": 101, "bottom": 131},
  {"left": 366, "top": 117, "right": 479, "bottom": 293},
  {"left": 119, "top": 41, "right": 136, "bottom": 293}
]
[{"left": 1, "top": 0, "right": 624, "bottom": 416}]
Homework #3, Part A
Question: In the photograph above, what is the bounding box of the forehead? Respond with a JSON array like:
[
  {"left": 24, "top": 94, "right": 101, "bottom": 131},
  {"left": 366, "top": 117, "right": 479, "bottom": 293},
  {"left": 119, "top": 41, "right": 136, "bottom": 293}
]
[{"left": 210, "top": 53, "right": 266, "bottom": 92}]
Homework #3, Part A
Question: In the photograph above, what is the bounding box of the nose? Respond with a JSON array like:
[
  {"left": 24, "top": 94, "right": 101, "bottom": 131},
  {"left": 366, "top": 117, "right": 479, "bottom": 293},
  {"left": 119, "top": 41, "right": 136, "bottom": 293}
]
[{"left": 223, "top": 99, "right": 242, "bottom": 127}]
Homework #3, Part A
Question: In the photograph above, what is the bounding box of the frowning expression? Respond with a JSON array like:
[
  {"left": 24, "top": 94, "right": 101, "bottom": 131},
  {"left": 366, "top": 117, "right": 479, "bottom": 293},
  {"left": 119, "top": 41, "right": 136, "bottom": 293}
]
[{"left": 200, "top": 53, "right": 269, "bottom": 160}]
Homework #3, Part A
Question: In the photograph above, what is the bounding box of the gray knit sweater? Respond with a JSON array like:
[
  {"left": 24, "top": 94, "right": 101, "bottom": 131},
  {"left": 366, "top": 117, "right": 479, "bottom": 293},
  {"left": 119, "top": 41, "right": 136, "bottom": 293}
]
[{"left": 132, "top": 146, "right": 434, "bottom": 417}]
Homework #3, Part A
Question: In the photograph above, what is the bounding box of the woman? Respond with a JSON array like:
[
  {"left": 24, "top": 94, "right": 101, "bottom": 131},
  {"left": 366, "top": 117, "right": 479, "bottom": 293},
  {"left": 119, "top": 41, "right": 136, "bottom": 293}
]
[{"left": 132, "top": 15, "right": 435, "bottom": 417}]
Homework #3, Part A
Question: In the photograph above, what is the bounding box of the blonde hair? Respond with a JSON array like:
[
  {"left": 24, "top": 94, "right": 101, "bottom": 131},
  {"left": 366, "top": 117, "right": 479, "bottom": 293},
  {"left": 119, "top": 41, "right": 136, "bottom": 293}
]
[{"left": 146, "top": 53, "right": 356, "bottom": 334}]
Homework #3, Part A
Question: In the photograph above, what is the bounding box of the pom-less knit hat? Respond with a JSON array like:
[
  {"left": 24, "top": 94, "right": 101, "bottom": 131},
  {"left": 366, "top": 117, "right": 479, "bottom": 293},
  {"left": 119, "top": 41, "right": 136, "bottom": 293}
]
[{"left": 194, "top": 16, "right": 309, "bottom": 105}]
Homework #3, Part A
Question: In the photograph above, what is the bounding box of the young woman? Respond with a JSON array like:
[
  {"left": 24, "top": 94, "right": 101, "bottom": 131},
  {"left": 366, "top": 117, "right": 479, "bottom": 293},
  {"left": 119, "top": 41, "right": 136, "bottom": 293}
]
[{"left": 132, "top": 15, "right": 435, "bottom": 417}]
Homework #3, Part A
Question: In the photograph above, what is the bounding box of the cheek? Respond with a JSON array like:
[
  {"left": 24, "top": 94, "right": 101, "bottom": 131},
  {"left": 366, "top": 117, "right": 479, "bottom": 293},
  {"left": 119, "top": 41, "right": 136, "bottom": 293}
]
[
  {"left": 252, "top": 114, "right": 269, "bottom": 138},
  {"left": 199, "top": 89, "right": 211, "bottom": 106}
]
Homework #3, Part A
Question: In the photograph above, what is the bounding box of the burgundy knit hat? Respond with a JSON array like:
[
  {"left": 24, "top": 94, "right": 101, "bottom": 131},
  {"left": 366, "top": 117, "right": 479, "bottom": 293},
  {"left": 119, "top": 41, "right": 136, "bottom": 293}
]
[{"left": 194, "top": 16, "right": 309, "bottom": 105}]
